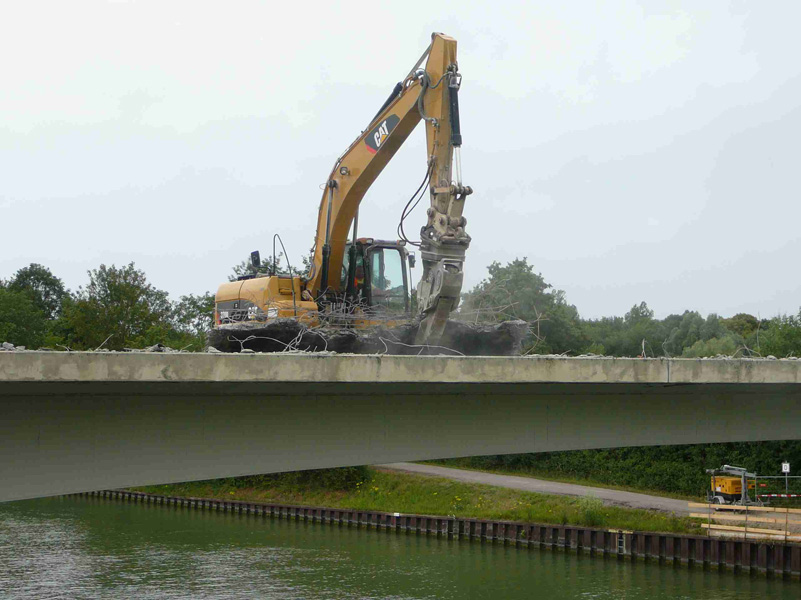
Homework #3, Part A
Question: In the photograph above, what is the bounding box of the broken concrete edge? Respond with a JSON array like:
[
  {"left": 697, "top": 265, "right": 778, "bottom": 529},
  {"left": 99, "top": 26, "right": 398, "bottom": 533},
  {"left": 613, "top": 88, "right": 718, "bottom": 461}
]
[
  {"left": 2, "top": 347, "right": 800, "bottom": 361},
  {"left": 1, "top": 351, "right": 800, "bottom": 384},
  {"left": 4, "top": 341, "right": 801, "bottom": 362},
  {"left": 207, "top": 319, "right": 529, "bottom": 356},
  {"left": 0, "top": 341, "right": 183, "bottom": 353}
]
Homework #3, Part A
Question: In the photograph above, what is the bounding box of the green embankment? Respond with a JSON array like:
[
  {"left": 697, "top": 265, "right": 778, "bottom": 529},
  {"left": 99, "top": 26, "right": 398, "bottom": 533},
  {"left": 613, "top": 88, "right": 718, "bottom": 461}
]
[
  {"left": 432, "top": 441, "right": 801, "bottom": 498},
  {"left": 134, "top": 467, "right": 701, "bottom": 535}
]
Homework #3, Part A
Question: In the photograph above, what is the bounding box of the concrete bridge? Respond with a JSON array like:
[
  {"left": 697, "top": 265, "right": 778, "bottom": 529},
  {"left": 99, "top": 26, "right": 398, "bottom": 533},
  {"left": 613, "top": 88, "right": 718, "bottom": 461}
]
[{"left": 1, "top": 351, "right": 800, "bottom": 502}]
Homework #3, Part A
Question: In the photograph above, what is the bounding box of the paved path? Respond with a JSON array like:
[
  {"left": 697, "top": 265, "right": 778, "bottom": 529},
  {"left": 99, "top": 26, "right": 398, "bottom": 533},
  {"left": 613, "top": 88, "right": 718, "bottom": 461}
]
[{"left": 377, "top": 462, "right": 691, "bottom": 514}]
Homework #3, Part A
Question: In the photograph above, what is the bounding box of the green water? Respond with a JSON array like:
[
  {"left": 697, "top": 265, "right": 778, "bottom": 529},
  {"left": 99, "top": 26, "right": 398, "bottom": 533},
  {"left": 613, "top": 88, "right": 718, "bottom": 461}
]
[{"left": 0, "top": 497, "right": 796, "bottom": 599}]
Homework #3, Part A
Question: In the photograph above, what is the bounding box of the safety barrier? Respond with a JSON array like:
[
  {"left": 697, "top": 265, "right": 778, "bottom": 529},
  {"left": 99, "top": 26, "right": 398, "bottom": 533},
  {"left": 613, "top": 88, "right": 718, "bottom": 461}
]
[{"left": 689, "top": 502, "right": 801, "bottom": 544}]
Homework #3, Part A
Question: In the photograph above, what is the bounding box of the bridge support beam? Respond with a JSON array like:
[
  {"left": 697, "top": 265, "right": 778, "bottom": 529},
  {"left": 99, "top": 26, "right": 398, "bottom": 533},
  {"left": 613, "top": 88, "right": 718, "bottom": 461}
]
[{"left": 1, "top": 353, "right": 800, "bottom": 502}]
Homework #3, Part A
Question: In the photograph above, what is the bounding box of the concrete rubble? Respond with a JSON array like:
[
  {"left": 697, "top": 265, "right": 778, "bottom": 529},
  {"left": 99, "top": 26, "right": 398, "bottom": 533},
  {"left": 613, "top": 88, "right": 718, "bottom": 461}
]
[
  {"left": 206, "top": 318, "right": 530, "bottom": 356},
  {"left": 2, "top": 334, "right": 800, "bottom": 359}
]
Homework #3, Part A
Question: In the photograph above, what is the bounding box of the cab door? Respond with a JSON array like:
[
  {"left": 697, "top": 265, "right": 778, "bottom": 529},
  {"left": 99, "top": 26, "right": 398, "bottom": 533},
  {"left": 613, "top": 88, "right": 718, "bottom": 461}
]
[{"left": 365, "top": 246, "right": 409, "bottom": 314}]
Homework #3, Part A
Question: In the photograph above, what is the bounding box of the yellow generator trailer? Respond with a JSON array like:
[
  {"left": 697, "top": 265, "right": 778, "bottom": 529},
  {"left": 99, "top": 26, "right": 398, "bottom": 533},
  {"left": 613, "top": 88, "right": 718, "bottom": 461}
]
[{"left": 706, "top": 465, "right": 760, "bottom": 505}]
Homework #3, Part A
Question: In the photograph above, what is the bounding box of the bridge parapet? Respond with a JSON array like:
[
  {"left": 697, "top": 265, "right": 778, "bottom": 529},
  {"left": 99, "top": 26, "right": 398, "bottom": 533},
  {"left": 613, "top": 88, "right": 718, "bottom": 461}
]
[{"left": 2, "top": 351, "right": 800, "bottom": 385}]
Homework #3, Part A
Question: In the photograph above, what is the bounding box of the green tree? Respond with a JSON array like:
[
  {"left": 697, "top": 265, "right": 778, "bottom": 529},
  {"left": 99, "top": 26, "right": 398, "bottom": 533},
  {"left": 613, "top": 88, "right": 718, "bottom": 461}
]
[
  {"left": 7, "top": 263, "right": 68, "bottom": 319},
  {"left": 759, "top": 311, "right": 801, "bottom": 357},
  {"left": 721, "top": 313, "right": 761, "bottom": 339},
  {"left": 625, "top": 301, "right": 654, "bottom": 324},
  {"left": 661, "top": 312, "right": 732, "bottom": 357},
  {"left": 460, "top": 258, "right": 586, "bottom": 354},
  {"left": 62, "top": 263, "right": 172, "bottom": 350},
  {"left": 174, "top": 292, "right": 215, "bottom": 336},
  {"left": 663, "top": 311, "right": 704, "bottom": 356},
  {"left": 582, "top": 316, "right": 622, "bottom": 355},
  {"left": 583, "top": 302, "right": 670, "bottom": 357},
  {"left": 681, "top": 335, "right": 740, "bottom": 357},
  {"left": 540, "top": 290, "right": 586, "bottom": 354},
  {"left": 627, "top": 302, "right": 665, "bottom": 357},
  {"left": 461, "top": 259, "right": 550, "bottom": 322},
  {"left": 0, "top": 287, "right": 48, "bottom": 348},
  {"left": 699, "top": 313, "right": 727, "bottom": 341}
]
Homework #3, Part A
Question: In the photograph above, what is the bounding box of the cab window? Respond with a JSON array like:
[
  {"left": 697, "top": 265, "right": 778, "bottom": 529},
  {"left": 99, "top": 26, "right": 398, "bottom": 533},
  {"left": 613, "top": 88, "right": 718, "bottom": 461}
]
[{"left": 368, "top": 247, "right": 407, "bottom": 313}]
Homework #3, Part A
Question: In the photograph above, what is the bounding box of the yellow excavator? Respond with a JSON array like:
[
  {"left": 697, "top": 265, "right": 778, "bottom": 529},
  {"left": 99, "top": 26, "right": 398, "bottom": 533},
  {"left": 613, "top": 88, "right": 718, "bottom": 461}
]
[{"left": 213, "top": 33, "right": 474, "bottom": 350}]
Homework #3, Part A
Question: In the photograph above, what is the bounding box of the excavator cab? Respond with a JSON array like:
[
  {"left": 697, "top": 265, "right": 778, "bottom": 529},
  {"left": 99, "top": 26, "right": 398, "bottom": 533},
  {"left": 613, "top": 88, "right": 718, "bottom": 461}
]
[{"left": 341, "top": 239, "right": 413, "bottom": 315}]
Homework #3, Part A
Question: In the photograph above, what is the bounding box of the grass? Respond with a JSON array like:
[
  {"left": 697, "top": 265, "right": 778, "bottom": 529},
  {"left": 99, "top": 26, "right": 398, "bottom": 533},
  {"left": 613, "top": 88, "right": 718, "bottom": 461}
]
[
  {"left": 423, "top": 459, "right": 702, "bottom": 502},
  {"left": 134, "top": 468, "right": 702, "bottom": 535}
]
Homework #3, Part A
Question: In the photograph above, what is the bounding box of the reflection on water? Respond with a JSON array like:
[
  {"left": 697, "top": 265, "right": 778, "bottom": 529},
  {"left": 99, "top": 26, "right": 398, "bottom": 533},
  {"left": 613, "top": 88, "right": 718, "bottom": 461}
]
[{"left": 0, "top": 497, "right": 796, "bottom": 599}]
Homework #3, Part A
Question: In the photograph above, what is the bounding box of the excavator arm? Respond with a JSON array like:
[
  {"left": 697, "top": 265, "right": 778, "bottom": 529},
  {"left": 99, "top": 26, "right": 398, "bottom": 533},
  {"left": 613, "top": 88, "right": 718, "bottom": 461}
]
[{"left": 306, "top": 32, "right": 471, "bottom": 343}]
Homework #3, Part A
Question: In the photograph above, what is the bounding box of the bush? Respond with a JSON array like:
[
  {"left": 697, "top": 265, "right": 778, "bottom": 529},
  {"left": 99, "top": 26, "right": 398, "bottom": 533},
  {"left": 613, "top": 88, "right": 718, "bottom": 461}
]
[
  {"left": 759, "top": 312, "right": 801, "bottom": 357},
  {"left": 681, "top": 335, "right": 740, "bottom": 357},
  {"left": 576, "top": 495, "right": 605, "bottom": 527},
  {"left": 442, "top": 441, "right": 801, "bottom": 497}
]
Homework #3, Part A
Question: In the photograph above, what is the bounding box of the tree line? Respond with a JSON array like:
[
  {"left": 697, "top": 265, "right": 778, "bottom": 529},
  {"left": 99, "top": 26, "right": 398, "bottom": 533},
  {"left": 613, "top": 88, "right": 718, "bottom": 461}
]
[
  {"left": 0, "top": 263, "right": 214, "bottom": 351},
  {"left": 460, "top": 258, "right": 801, "bottom": 358},
  {"left": 1, "top": 257, "right": 800, "bottom": 357}
]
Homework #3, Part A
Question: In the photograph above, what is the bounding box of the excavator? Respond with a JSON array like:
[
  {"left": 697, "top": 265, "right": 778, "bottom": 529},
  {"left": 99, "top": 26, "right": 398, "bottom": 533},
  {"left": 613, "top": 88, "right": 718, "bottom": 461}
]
[{"left": 211, "top": 33, "right": 524, "bottom": 354}]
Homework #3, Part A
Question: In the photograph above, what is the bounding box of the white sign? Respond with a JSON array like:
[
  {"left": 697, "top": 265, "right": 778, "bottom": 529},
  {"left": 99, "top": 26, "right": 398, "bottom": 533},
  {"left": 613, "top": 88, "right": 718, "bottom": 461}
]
[{"left": 782, "top": 462, "right": 791, "bottom": 473}]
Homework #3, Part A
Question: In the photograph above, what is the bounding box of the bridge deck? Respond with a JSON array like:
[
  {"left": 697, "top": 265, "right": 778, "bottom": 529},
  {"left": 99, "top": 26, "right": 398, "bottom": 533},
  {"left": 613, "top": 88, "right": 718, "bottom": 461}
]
[{"left": 1, "top": 352, "right": 800, "bottom": 502}]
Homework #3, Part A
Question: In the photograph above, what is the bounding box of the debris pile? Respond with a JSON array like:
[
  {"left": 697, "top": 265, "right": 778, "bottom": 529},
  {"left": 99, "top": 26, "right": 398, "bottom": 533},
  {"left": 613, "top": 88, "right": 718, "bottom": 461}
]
[
  {"left": 124, "top": 343, "right": 181, "bottom": 353},
  {"left": 207, "top": 318, "right": 529, "bottom": 356},
  {"left": 0, "top": 341, "right": 180, "bottom": 353},
  {"left": 5, "top": 335, "right": 798, "bottom": 359}
]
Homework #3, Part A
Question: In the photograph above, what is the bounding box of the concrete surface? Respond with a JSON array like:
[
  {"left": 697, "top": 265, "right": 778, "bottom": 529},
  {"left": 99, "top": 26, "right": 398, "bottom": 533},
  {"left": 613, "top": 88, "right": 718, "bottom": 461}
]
[
  {"left": 1, "top": 352, "right": 800, "bottom": 502},
  {"left": 3, "top": 351, "right": 801, "bottom": 384},
  {"left": 378, "top": 462, "right": 691, "bottom": 514}
]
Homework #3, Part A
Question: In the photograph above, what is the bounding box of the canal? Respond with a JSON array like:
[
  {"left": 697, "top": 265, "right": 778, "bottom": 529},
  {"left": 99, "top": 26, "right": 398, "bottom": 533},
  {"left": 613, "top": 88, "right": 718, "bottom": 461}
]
[{"left": 0, "top": 497, "right": 796, "bottom": 599}]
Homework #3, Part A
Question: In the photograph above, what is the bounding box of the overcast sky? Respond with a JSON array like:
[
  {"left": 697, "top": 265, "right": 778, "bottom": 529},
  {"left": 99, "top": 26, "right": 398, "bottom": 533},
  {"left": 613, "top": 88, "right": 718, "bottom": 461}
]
[{"left": 2, "top": 1, "right": 799, "bottom": 319}]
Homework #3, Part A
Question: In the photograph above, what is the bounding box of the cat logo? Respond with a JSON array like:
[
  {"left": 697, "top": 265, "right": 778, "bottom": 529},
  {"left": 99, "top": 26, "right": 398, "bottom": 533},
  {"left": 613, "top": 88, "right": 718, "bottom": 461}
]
[{"left": 365, "top": 114, "right": 400, "bottom": 154}]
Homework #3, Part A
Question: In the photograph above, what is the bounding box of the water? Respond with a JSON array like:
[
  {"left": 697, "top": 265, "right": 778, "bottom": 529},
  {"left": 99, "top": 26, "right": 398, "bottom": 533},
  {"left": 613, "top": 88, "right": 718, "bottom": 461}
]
[{"left": 0, "top": 497, "right": 796, "bottom": 599}]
